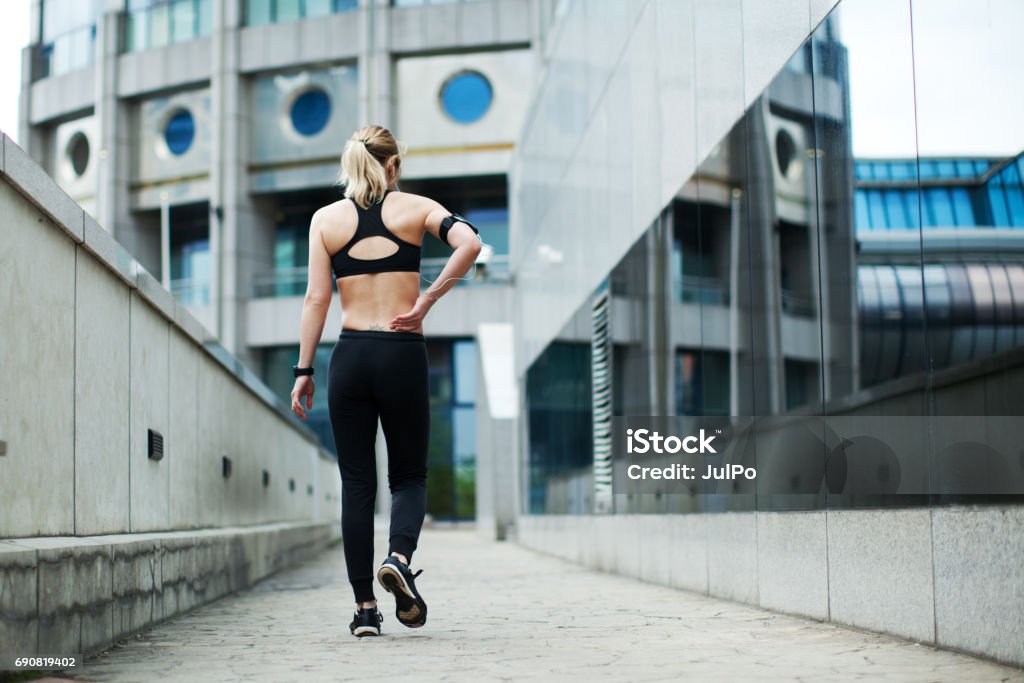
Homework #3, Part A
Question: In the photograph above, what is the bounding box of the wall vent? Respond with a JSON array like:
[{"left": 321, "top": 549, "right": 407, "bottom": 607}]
[
  {"left": 262, "top": 469, "right": 270, "bottom": 487},
  {"left": 289, "top": 478, "right": 295, "bottom": 492},
  {"left": 222, "top": 456, "right": 232, "bottom": 479},
  {"left": 147, "top": 429, "right": 164, "bottom": 461}
]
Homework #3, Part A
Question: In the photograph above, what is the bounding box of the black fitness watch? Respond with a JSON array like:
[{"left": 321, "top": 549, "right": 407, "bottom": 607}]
[{"left": 293, "top": 365, "right": 314, "bottom": 378}]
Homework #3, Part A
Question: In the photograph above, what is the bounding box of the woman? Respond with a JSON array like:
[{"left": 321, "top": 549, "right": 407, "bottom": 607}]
[{"left": 289, "top": 125, "right": 481, "bottom": 637}]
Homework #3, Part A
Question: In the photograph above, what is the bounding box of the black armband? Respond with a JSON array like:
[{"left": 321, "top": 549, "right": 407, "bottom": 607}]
[{"left": 439, "top": 213, "right": 479, "bottom": 246}]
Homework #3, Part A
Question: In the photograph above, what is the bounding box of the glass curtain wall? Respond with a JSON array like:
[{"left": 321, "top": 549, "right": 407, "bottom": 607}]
[
  {"left": 522, "top": 0, "right": 1024, "bottom": 516},
  {"left": 246, "top": 0, "right": 358, "bottom": 26},
  {"left": 38, "top": 0, "right": 103, "bottom": 77},
  {"left": 126, "top": 0, "right": 213, "bottom": 52}
]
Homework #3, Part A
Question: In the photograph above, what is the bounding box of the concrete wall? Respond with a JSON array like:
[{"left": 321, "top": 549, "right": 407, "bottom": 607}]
[
  {"left": 517, "top": 506, "right": 1024, "bottom": 669},
  {"left": 0, "top": 132, "right": 341, "bottom": 538},
  {"left": 0, "top": 131, "right": 344, "bottom": 656}
]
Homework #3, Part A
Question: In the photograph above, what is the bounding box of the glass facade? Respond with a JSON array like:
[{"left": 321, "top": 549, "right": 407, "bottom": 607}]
[
  {"left": 126, "top": 0, "right": 213, "bottom": 52},
  {"left": 523, "top": 0, "right": 1024, "bottom": 516},
  {"left": 260, "top": 338, "right": 477, "bottom": 521},
  {"left": 168, "top": 202, "right": 211, "bottom": 307},
  {"left": 245, "top": 0, "right": 358, "bottom": 26},
  {"left": 38, "top": 0, "right": 103, "bottom": 78},
  {"left": 855, "top": 155, "right": 1024, "bottom": 230}
]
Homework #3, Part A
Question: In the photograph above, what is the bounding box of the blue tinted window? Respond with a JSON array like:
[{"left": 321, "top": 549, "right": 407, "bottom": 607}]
[
  {"left": 464, "top": 206, "right": 509, "bottom": 254},
  {"left": 937, "top": 160, "right": 957, "bottom": 178},
  {"left": 1006, "top": 188, "right": 1024, "bottom": 226},
  {"left": 440, "top": 71, "right": 493, "bottom": 124},
  {"left": 854, "top": 190, "right": 870, "bottom": 230},
  {"left": 290, "top": 89, "right": 331, "bottom": 136},
  {"left": 956, "top": 160, "right": 977, "bottom": 179},
  {"left": 926, "top": 188, "right": 954, "bottom": 227},
  {"left": 919, "top": 160, "right": 938, "bottom": 180},
  {"left": 884, "top": 190, "right": 908, "bottom": 229},
  {"left": 950, "top": 188, "right": 974, "bottom": 225},
  {"left": 989, "top": 186, "right": 1010, "bottom": 227},
  {"left": 855, "top": 162, "right": 873, "bottom": 181},
  {"left": 890, "top": 162, "right": 914, "bottom": 181},
  {"left": 867, "top": 191, "right": 887, "bottom": 229},
  {"left": 165, "top": 110, "right": 195, "bottom": 155}
]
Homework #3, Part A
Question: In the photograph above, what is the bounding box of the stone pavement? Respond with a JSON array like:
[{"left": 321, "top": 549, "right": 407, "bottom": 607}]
[{"left": 61, "top": 527, "right": 1022, "bottom": 682}]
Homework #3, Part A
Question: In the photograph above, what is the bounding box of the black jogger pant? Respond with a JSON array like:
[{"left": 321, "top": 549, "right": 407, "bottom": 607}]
[{"left": 327, "top": 328, "right": 430, "bottom": 603}]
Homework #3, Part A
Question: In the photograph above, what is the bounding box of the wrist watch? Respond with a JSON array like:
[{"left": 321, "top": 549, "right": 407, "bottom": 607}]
[{"left": 293, "top": 365, "right": 314, "bottom": 378}]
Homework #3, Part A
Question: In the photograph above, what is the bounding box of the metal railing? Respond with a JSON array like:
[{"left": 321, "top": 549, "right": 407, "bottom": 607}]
[
  {"left": 170, "top": 277, "right": 211, "bottom": 307},
  {"left": 780, "top": 290, "right": 817, "bottom": 318},
  {"left": 674, "top": 275, "right": 729, "bottom": 306}
]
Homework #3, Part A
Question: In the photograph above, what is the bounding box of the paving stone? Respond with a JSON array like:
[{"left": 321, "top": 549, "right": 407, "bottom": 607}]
[{"left": 70, "top": 528, "right": 1023, "bottom": 682}]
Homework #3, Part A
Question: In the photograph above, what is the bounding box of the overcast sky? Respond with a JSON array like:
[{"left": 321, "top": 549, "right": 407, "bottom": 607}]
[
  {"left": 0, "top": 1, "right": 30, "bottom": 144},
  {"left": 0, "top": 0, "right": 1020, "bottom": 157}
]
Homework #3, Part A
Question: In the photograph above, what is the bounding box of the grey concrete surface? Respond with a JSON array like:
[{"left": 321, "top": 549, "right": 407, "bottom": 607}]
[
  {"left": 517, "top": 507, "right": 1024, "bottom": 668},
  {"left": 1, "top": 152, "right": 338, "bottom": 537},
  {"left": 67, "top": 527, "right": 1023, "bottom": 682},
  {"left": 0, "top": 523, "right": 338, "bottom": 658},
  {"left": 932, "top": 506, "right": 1024, "bottom": 667}
]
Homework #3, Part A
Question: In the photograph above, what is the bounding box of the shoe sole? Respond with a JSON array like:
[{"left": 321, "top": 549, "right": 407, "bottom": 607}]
[
  {"left": 376, "top": 565, "right": 427, "bottom": 628},
  {"left": 351, "top": 625, "right": 380, "bottom": 637}
]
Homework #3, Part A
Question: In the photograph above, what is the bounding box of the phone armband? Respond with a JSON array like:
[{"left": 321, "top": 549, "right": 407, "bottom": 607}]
[{"left": 439, "top": 213, "right": 479, "bottom": 246}]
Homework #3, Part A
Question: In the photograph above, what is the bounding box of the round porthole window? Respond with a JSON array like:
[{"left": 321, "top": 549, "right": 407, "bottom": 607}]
[
  {"left": 439, "top": 70, "right": 493, "bottom": 124},
  {"left": 67, "top": 132, "right": 90, "bottom": 177},
  {"left": 290, "top": 88, "right": 332, "bottom": 137},
  {"left": 775, "top": 129, "right": 798, "bottom": 178},
  {"left": 164, "top": 109, "right": 196, "bottom": 156}
]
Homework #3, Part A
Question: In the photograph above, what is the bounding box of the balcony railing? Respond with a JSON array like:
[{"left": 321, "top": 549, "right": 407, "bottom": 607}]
[
  {"left": 126, "top": 0, "right": 213, "bottom": 52},
  {"left": 252, "top": 255, "right": 512, "bottom": 298},
  {"left": 171, "top": 277, "right": 211, "bottom": 307},
  {"left": 674, "top": 275, "right": 729, "bottom": 306},
  {"left": 780, "top": 290, "right": 817, "bottom": 318}
]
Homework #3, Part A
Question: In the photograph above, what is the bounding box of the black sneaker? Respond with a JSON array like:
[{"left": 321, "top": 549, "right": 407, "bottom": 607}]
[
  {"left": 349, "top": 605, "right": 383, "bottom": 637},
  {"left": 376, "top": 556, "right": 428, "bottom": 628}
]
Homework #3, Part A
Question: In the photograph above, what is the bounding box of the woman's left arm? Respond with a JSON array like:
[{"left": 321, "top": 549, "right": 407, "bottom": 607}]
[{"left": 291, "top": 211, "right": 334, "bottom": 420}]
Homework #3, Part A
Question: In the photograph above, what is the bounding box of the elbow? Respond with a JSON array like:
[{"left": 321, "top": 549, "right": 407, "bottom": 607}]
[
  {"left": 303, "top": 292, "right": 331, "bottom": 309},
  {"left": 465, "top": 240, "right": 483, "bottom": 260}
]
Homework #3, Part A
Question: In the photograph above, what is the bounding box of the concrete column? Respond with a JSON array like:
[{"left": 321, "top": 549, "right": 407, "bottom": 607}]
[
  {"left": 18, "top": 2, "right": 44, "bottom": 157},
  {"left": 475, "top": 323, "right": 520, "bottom": 540},
  {"left": 95, "top": 3, "right": 131, "bottom": 242},
  {"left": 359, "top": 0, "right": 393, "bottom": 129},
  {"left": 211, "top": 0, "right": 275, "bottom": 365}
]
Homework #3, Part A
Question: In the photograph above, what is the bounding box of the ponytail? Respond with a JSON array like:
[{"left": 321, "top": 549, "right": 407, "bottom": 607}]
[{"left": 337, "top": 126, "right": 402, "bottom": 209}]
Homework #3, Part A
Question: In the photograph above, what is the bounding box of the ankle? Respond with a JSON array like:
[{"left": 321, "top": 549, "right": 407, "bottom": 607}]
[
  {"left": 357, "top": 600, "right": 377, "bottom": 610},
  {"left": 390, "top": 552, "right": 409, "bottom": 565}
]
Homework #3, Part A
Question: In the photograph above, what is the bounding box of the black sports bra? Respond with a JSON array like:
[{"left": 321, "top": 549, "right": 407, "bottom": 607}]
[{"left": 331, "top": 190, "right": 421, "bottom": 278}]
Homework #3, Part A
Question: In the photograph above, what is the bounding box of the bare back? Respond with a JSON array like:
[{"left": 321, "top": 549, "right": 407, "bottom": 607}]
[{"left": 317, "top": 190, "right": 432, "bottom": 333}]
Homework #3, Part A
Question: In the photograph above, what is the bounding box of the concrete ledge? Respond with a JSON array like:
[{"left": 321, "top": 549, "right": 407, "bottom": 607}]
[
  {"left": 0, "top": 522, "right": 340, "bottom": 656},
  {"left": 516, "top": 506, "right": 1024, "bottom": 668}
]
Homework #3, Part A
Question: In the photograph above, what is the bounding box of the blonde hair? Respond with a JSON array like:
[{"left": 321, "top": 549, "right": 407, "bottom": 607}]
[{"left": 337, "top": 125, "right": 404, "bottom": 209}]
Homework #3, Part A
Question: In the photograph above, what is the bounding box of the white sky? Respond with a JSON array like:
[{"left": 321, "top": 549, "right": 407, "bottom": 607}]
[{"left": 0, "top": 0, "right": 1020, "bottom": 157}]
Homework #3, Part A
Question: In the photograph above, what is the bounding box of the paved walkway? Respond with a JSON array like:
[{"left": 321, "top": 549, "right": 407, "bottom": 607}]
[{"left": 66, "top": 528, "right": 1020, "bottom": 682}]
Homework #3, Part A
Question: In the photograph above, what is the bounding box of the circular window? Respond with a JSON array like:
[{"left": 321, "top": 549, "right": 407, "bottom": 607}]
[
  {"left": 439, "top": 70, "right": 493, "bottom": 124},
  {"left": 67, "top": 132, "right": 90, "bottom": 177},
  {"left": 775, "top": 129, "right": 797, "bottom": 177},
  {"left": 290, "top": 89, "right": 332, "bottom": 137},
  {"left": 164, "top": 109, "right": 196, "bottom": 156}
]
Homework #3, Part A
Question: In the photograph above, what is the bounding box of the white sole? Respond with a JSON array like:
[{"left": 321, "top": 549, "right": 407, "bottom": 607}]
[
  {"left": 352, "top": 625, "right": 380, "bottom": 637},
  {"left": 376, "top": 565, "right": 426, "bottom": 627}
]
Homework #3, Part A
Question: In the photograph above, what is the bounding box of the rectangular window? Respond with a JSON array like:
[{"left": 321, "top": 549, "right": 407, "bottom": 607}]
[
  {"left": 674, "top": 349, "right": 729, "bottom": 417},
  {"left": 927, "top": 188, "right": 955, "bottom": 227}
]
